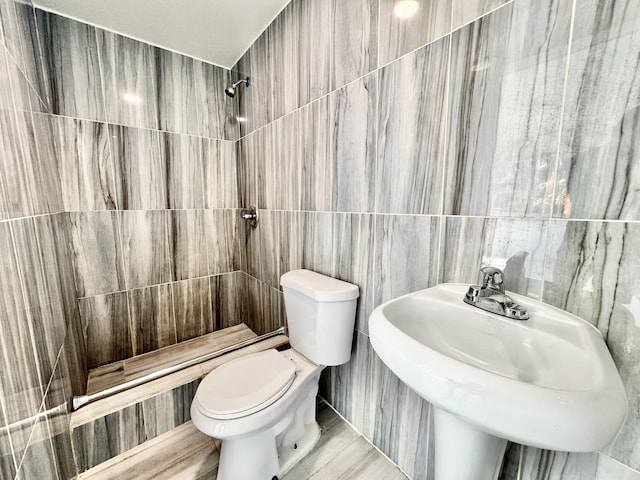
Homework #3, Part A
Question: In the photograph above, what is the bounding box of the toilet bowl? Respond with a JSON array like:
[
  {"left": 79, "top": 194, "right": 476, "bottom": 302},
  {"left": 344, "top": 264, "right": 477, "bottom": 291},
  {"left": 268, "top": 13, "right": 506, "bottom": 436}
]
[{"left": 191, "top": 269, "right": 359, "bottom": 480}]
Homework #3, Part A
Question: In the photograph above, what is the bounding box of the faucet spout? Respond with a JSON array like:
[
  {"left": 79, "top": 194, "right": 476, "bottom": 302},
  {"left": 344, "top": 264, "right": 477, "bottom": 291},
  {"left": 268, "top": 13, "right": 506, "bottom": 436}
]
[{"left": 463, "top": 267, "right": 529, "bottom": 320}]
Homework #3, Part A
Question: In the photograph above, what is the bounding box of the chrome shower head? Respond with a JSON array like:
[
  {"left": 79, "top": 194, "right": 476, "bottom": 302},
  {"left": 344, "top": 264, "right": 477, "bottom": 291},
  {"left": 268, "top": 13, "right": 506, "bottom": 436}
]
[{"left": 225, "top": 77, "right": 250, "bottom": 98}]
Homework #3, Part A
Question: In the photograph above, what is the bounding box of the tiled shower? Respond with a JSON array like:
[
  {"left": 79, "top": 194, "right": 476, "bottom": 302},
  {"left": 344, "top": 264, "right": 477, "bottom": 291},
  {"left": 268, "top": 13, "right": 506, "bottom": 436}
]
[{"left": 1, "top": 0, "right": 639, "bottom": 479}]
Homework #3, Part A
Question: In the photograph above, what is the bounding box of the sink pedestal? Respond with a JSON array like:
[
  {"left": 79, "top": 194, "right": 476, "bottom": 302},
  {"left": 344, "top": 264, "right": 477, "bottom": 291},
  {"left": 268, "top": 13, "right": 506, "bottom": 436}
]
[{"left": 433, "top": 408, "right": 507, "bottom": 480}]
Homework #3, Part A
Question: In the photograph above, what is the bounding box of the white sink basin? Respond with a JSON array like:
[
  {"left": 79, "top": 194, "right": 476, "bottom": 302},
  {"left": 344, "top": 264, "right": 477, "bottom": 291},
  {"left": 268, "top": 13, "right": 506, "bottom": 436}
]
[{"left": 369, "top": 283, "right": 626, "bottom": 471}]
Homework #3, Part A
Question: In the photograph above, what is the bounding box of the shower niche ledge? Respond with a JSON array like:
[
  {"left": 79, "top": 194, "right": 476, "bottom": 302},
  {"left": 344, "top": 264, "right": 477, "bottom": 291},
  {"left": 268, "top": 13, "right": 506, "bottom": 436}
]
[{"left": 369, "top": 284, "right": 627, "bottom": 480}]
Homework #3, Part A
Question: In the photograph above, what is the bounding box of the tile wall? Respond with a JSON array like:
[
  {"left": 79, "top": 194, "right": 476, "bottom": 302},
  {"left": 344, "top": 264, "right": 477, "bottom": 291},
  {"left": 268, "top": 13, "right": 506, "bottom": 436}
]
[
  {"left": 233, "top": 0, "right": 640, "bottom": 479},
  {"left": 0, "top": 0, "right": 244, "bottom": 478}
]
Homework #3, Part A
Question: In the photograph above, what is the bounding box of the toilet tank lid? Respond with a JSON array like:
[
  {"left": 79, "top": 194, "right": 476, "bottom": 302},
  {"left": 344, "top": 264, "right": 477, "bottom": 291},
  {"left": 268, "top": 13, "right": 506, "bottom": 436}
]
[{"left": 280, "top": 269, "right": 359, "bottom": 302}]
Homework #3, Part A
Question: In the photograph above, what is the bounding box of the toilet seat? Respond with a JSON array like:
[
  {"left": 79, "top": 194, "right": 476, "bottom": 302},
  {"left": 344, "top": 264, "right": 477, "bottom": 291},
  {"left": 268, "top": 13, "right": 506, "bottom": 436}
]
[{"left": 195, "top": 349, "right": 297, "bottom": 420}]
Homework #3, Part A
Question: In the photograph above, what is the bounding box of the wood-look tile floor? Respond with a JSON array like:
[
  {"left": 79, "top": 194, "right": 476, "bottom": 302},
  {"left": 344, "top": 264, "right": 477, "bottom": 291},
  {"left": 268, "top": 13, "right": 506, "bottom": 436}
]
[{"left": 80, "top": 400, "right": 409, "bottom": 480}]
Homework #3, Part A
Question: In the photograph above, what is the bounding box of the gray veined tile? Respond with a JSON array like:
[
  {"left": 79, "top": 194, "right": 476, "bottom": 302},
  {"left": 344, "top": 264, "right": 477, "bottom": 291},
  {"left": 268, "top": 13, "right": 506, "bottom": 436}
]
[
  {"left": 156, "top": 49, "right": 198, "bottom": 136},
  {"left": 299, "top": 97, "right": 331, "bottom": 211},
  {"left": 234, "top": 31, "right": 271, "bottom": 136},
  {"left": 554, "top": 0, "right": 640, "bottom": 220},
  {"left": 440, "top": 217, "right": 547, "bottom": 298},
  {"left": 374, "top": 215, "right": 440, "bottom": 310},
  {"left": 378, "top": 0, "right": 451, "bottom": 67},
  {"left": 330, "top": 73, "right": 377, "bottom": 213},
  {"left": 268, "top": 1, "right": 300, "bottom": 120},
  {"left": 35, "top": 10, "right": 105, "bottom": 120},
  {"left": 269, "top": 113, "right": 301, "bottom": 210},
  {"left": 169, "top": 209, "right": 210, "bottom": 281},
  {"left": 376, "top": 37, "right": 449, "bottom": 214},
  {"left": 109, "top": 124, "right": 168, "bottom": 210},
  {"left": 11, "top": 216, "right": 67, "bottom": 385},
  {"left": 452, "top": 0, "right": 511, "bottom": 30},
  {"left": 541, "top": 221, "right": 640, "bottom": 470},
  {"left": 332, "top": 0, "right": 378, "bottom": 90},
  {"left": 210, "top": 272, "right": 241, "bottom": 331},
  {"left": 46, "top": 115, "right": 117, "bottom": 211},
  {"left": 129, "top": 283, "right": 177, "bottom": 356},
  {"left": 69, "top": 211, "right": 125, "bottom": 298},
  {"left": 97, "top": 29, "right": 159, "bottom": 130},
  {"left": 277, "top": 211, "right": 305, "bottom": 284},
  {"left": 237, "top": 129, "right": 262, "bottom": 208},
  {"left": 79, "top": 291, "right": 132, "bottom": 369},
  {"left": 172, "top": 277, "right": 213, "bottom": 343},
  {"left": 206, "top": 139, "right": 238, "bottom": 209},
  {"left": 331, "top": 213, "right": 375, "bottom": 333},
  {"left": 205, "top": 209, "right": 239, "bottom": 276},
  {"left": 164, "top": 132, "right": 207, "bottom": 209},
  {"left": 301, "top": 211, "right": 334, "bottom": 277},
  {"left": 298, "top": 0, "right": 331, "bottom": 106},
  {"left": 120, "top": 210, "right": 173, "bottom": 289},
  {"left": 444, "top": 0, "right": 572, "bottom": 217},
  {"left": 0, "top": 222, "right": 44, "bottom": 456},
  {"left": 15, "top": 412, "right": 59, "bottom": 480},
  {"left": 193, "top": 59, "right": 237, "bottom": 141}
]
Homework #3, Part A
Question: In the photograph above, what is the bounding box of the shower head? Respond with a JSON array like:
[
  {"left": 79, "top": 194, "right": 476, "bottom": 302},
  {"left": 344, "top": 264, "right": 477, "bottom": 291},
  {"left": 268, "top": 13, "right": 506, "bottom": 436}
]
[{"left": 225, "top": 77, "right": 250, "bottom": 98}]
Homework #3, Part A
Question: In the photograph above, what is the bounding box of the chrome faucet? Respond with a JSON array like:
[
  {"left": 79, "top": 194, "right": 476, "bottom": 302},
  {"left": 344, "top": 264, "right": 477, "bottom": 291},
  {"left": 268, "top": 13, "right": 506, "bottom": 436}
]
[{"left": 463, "top": 266, "right": 529, "bottom": 320}]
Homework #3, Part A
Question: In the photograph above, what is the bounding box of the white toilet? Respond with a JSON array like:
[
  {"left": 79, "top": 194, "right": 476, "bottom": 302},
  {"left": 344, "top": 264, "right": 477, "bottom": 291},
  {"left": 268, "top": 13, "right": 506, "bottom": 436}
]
[{"left": 190, "top": 269, "right": 359, "bottom": 480}]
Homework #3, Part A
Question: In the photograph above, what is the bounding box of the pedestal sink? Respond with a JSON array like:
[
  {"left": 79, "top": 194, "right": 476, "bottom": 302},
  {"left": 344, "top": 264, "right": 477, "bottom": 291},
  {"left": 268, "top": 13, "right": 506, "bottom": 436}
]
[{"left": 368, "top": 284, "right": 627, "bottom": 480}]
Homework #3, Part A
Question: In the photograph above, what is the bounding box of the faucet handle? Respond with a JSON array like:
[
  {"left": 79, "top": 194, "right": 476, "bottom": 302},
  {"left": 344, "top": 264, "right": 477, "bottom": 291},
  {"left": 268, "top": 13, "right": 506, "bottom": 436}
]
[{"left": 480, "top": 266, "right": 504, "bottom": 288}]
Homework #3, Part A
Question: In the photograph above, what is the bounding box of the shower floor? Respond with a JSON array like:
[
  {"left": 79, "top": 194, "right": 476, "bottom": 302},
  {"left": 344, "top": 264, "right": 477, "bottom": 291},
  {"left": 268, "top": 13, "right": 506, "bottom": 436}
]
[{"left": 78, "top": 400, "right": 409, "bottom": 480}]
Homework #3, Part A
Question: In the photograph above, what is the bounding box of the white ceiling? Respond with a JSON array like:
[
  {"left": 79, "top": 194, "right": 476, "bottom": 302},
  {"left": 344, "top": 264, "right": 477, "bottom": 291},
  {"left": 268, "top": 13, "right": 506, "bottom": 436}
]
[{"left": 32, "top": 0, "right": 291, "bottom": 69}]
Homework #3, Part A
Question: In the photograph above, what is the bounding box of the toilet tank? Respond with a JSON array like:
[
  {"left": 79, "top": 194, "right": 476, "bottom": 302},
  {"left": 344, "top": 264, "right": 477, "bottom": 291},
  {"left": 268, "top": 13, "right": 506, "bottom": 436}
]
[{"left": 280, "top": 270, "right": 359, "bottom": 366}]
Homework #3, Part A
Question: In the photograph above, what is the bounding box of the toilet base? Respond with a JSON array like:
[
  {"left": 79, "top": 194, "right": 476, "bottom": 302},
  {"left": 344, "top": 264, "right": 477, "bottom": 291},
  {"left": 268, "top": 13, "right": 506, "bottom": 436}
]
[{"left": 215, "top": 364, "right": 321, "bottom": 480}]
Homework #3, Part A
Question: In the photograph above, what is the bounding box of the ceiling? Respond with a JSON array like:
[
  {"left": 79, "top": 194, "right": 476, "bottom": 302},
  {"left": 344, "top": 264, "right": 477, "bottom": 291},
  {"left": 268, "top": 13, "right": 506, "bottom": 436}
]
[{"left": 32, "top": 0, "right": 291, "bottom": 69}]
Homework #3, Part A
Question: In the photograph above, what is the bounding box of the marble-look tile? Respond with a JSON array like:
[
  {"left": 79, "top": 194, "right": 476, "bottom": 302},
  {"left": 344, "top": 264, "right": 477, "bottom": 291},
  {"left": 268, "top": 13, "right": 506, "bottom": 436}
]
[
  {"left": 72, "top": 403, "right": 145, "bottom": 472},
  {"left": 277, "top": 211, "right": 305, "bottom": 284},
  {"left": 172, "top": 277, "right": 213, "bottom": 343},
  {"left": 301, "top": 212, "right": 335, "bottom": 277},
  {"left": 15, "top": 414, "right": 59, "bottom": 480},
  {"left": 110, "top": 124, "right": 167, "bottom": 210},
  {"left": 170, "top": 210, "right": 210, "bottom": 281},
  {"left": 268, "top": 1, "right": 300, "bottom": 120},
  {"left": 541, "top": 221, "right": 640, "bottom": 470},
  {"left": 376, "top": 38, "right": 448, "bottom": 214},
  {"left": 374, "top": 215, "right": 440, "bottom": 308},
  {"left": 332, "top": 213, "right": 375, "bottom": 334},
  {"left": 300, "top": 97, "right": 331, "bottom": 211},
  {"left": 440, "top": 217, "right": 547, "bottom": 297},
  {"left": 46, "top": 115, "right": 117, "bottom": 211},
  {"left": 517, "top": 448, "right": 640, "bottom": 480},
  {"left": 76, "top": 420, "right": 219, "bottom": 480},
  {"left": 298, "top": 0, "right": 331, "bottom": 106},
  {"left": 120, "top": 210, "right": 173, "bottom": 289},
  {"left": 206, "top": 139, "right": 238, "bottom": 209},
  {"left": 254, "top": 209, "right": 279, "bottom": 287},
  {"left": 330, "top": 73, "right": 377, "bottom": 213},
  {"left": 554, "top": 0, "right": 640, "bottom": 220},
  {"left": 69, "top": 211, "right": 125, "bottom": 297},
  {"left": 332, "top": 0, "right": 378, "bottom": 89},
  {"left": 237, "top": 129, "right": 261, "bottom": 208},
  {"left": 378, "top": 0, "right": 451, "bottom": 66},
  {"left": 193, "top": 59, "right": 237, "bottom": 141},
  {"left": 97, "top": 29, "right": 159, "bottom": 129},
  {"left": 444, "top": 0, "right": 572, "bottom": 217},
  {"left": 0, "top": 222, "right": 44, "bottom": 456},
  {"left": 11, "top": 216, "right": 67, "bottom": 385},
  {"left": 240, "top": 274, "right": 283, "bottom": 335},
  {"left": 49, "top": 213, "right": 79, "bottom": 327},
  {"left": 210, "top": 272, "right": 241, "bottom": 331},
  {"left": 234, "top": 31, "right": 271, "bottom": 136},
  {"left": 35, "top": 10, "right": 105, "bottom": 120},
  {"left": 63, "top": 315, "right": 89, "bottom": 398},
  {"left": 205, "top": 209, "right": 239, "bottom": 275},
  {"left": 267, "top": 113, "right": 301, "bottom": 210},
  {"left": 128, "top": 284, "right": 176, "bottom": 356},
  {"left": 79, "top": 292, "right": 132, "bottom": 369},
  {"left": 141, "top": 381, "right": 197, "bottom": 441},
  {"left": 452, "top": 0, "right": 511, "bottom": 30},
  {"left": 156, "top": 49, "right": 198, "bottom": 136},
  {"left": 164, "top": 132, "right": 206, "bottom": 209}
]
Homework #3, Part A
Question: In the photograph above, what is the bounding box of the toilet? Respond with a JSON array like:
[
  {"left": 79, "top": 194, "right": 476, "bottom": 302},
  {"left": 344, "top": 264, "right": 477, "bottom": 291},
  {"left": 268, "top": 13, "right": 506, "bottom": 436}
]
[{"left": 190, "top": 269, "right": 359, "bottom": 480}]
